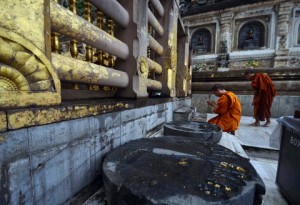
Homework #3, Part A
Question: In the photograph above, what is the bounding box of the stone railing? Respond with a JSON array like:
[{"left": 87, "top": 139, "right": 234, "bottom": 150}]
[{"left": 0, "top": 0, "right": 190, "bottom": 108}]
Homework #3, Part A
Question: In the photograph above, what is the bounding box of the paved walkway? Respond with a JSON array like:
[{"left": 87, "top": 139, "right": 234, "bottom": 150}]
[
  {"left": 206, "top": 114, "right": 279, "bottom": 150},
  {"left": 235, "top": 116, "right": 278, "bottom": 150},
  {"left": 206, "top": 114, "right": 287, "bottom": 205}
]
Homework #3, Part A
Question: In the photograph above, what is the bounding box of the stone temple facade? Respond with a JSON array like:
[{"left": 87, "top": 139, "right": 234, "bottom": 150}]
[
  {"left": 181, "top": 0, "right": 300, "bottom": 71},
  {"left": 181, "top": 0, "right": 300, "bottom": 116}
]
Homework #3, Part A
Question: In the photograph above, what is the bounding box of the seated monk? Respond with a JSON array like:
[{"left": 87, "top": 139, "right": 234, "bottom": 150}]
[{"left": 207, "top": 84, "right": 242, "bottom": 135}]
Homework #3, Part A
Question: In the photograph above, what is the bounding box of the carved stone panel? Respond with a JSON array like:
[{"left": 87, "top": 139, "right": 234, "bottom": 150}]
[
  {"left": 0, "top": 27, "right": 61, "bottom": 108},
  {"left": 238, "top": 21, "right": 265, "bottom": 50},
  {"left": 191, "top": 28, "right": 211, "bottom": 54}
]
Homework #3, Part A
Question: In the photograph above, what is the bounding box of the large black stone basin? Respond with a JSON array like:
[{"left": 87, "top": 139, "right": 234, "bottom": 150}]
[
  {"left": 103, "top": 136, "right": 265, "bottom": 205},
  {"left": 164, "top": 121, "right": 222, "bottom": 144}
]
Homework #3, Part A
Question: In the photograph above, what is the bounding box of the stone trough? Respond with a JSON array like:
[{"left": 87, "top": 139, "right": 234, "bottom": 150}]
[
  {"left": 103, "top": 136, "right": 265, "bottom": 205},
  {"left": 164, "top": 121, "right": 222, "bottom": 144}
]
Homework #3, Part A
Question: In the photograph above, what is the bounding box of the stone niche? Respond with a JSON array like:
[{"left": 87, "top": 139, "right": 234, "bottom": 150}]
[
  {"left": 229, "top": 7, "right": 276, "bottom": 69},
  {"left": 233, "top": 17, "right": 271, "bottom": 51},
  {"left": 190, "top": 23, "right": 217, "bottom": 71},
  {"left": 191, "top": 26, "right": 215, "bottom": 55},
  {"left": 238, "top": 21, "right": 265, "bottom": 50}
]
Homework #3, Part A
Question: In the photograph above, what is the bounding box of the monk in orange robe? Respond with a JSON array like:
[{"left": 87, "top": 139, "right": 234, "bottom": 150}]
[
  {"left": 245, "top": 69, "right": 277, "bottom": 127},
  {"left": 207, "top": 84, "right": 242, "bottom": 134}
]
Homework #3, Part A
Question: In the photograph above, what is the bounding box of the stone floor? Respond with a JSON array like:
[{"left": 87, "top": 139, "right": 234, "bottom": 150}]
[
  {"left": 239, "top": 120, "right": 287, "bottom": 205},
  {"left": 81, "top": 115, "right": 288, "bottom": 205},
  {"left": 207, "top": 114, "right": 287, "bottom": 205}
]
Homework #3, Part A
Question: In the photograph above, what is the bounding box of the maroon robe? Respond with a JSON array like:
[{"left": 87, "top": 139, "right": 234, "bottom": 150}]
[{"left": 251, "top": 73, "right": 277, "bottom": 121}]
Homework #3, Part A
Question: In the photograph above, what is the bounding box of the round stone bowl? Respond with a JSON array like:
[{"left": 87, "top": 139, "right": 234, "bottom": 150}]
[
  {"left": 103, "top": 136, "right": 265, "bottom": 205},
  {"left": 164, "top": 121, "right": 222, "bottom": 144}
]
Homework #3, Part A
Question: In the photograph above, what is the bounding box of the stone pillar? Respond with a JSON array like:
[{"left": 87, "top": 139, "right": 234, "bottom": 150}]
[
  {"left": 176, "top": 35, "right": 189, "bottom": 97},
  {"left": 274, "top": 2, "right": 293, "bottom": 68},
  {"left": 220, "top": 12, "right": 234, "bottom": 53},
  {"left": 116, "top": 0, "right": 149, "bottom": 98},
  {"left": 156, "top": 0, "right": 179, "bottom": 97}
]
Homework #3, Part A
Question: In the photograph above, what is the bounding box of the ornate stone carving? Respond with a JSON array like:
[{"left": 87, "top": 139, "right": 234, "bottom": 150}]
[
  {"left": 138, "top": 56, "right": 149, "bottom": 78},
  {"left": 0, "top": 36, "right": 53, "bottom": 91},
  {"left": 274, "top": 2, "right": 293, "bottom": 68},
  {"left": 0, "top": 66, "right": 30, "bottom": 91},
  {"left": 288, "top": 57, "right": 300, "bottom": 67},
  {"left": 0, "top": 27, "right": 61, "bottom": 108},
  {"left": 238, "top": 22, "right": 264, "bottom": 50},
  {"left": 191, "top": 28, "right": 211, "bottom": 54},
  {"left": 0, "top": 77, "right": 18, "bottom": 91},
  {"left": 219, "top": 41, "right": 228, "bottom": 53}
]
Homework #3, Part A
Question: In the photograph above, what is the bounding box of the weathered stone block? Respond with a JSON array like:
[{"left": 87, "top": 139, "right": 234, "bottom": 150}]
[
  {"left": 166, "top": 102, "right": 174, "bottom": 122},
  {"left": 173, "top": 106, "right": 196, "bottom": 122},
  {"left": 31, "top": 145, "right": 72, "bottom": 205},
  {"left": 2, "top": 158, "right": 33, "bottom": 205},
  {"left": 90, "top": 113, "right": 121, "bottom": 135},
  {"left": 0, "top": 129, "right": 29, "bottom": 163},
  {"left": 28, "top": 121, "right": 71, "bottom": 153},
  {"left": 120, "top": 107, "right": 149, "bottom": 123},
  {"left": 70, "top": 118, "right": 91, "bottom": 140},
  {"left": 121, "top": 118, "right": 147, "bottom": 145},
  {"left": 70, "top": 140, "right": 92, "bottom": 195}
]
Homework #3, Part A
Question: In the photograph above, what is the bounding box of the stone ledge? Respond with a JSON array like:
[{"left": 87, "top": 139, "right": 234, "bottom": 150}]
[
  {"left": 230, "top": 49, "right": 275, "bottom": 60},
  {"left": 2, "top": 98, "right": 182, "bottom": 132}
]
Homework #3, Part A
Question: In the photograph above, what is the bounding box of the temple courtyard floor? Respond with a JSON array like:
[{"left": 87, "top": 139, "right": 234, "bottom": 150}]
[{"left": 222, "top": 115, "right": 287, "bottom": 205}]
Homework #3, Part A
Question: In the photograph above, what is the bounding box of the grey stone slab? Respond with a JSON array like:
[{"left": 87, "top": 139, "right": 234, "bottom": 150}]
[
  {"left": 165, "top": 102, "right": 174, "bottom": 122},
  {"left": 173, "top": 106, "right": 195, "bottom": 122},
  {"left": 103, "top": 136, "right": 264, "bottom": 205},
  {"left": 70, "top": 118, "right": 91, "bottom": 141},
  {"left": 0, "top": 129, "right": 29, "bottom": 163},
  {"left": 31, "top": 144, "right": 72, "bottom": 205},
  {"left": 144, "top": 105, "right": 156, "bottom": 116},
  {"left": 120, "top": 107, "right": 148, "bottom": 123},
  {"left": 234, "top": 116, "right": 278, "bottom": 149},
  {"left": 145, "top": 113, "right": 157, "bottom": 132},
  {"left": 207, "top": 114, "right": 278, "bottom": 150},
  {"left": 28, "top": 121, "right": 71, "bottom": 153},
  {"left": 250, "top": 159, "right": 288, "bottom": 205},
  {"left": 70, "top": 140, "right": 92, "bottom": 195},
  {"left": 120, "top": 118, "right": 147, "bottom": 145},
  {"left": 145, "top": 111, "right": 166, "bottom": 132},
  {"left": 4, "top": 158, "right": 33, "bottom": 205},
  {"left": 218, "top": 132, "right": 248, "bottom": 159},
  {"left": 104, "top": 127, "right": 121, "bottom": 148},
  {"left": 90, "top": 134, "right": 101, "bottom": 177},
  {"left": 157, "top": 103, "right": 167, "bottom": 112},
  {"left": 90, "top": 113, "right": 121, "bottom": 136},
  {"left": 90, "top": 133, "right": 111, "bottom": 175}
]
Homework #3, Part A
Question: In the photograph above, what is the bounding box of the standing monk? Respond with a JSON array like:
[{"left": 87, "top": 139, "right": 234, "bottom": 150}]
[
  {"left": 207, "top": 84, "right": 242, "bottom": 135},
  {"left": 245, "top": 69, "right": 277, "bottom": 127}
]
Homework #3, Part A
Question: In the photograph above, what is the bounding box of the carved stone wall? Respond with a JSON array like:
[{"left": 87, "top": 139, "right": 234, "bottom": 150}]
[
  {"left": 191, "top": 28, "right": 212, "bottom": 54},
  {"left": 0, "top": 98, "right": 191, "bottom": 205},
  {"left": 288, "top": 6, "right": 300, "bottom": 68},
  {"left": 183, "top": 0, "right": 300, "bottom": 71}
]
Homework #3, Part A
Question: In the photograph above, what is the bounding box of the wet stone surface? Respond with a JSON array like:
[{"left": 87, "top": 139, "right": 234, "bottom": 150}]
[
  {"left": 103, "top": 136, "right": 265, "bottom": 205},
  {"left": 164, "top": 121, "right": 222, "bottom": 144}
]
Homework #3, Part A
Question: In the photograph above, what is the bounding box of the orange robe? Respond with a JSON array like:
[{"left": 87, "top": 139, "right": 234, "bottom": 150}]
[
  {"left": 208, "top": 91, "right": 242, "bottom": 132},
  {"left": 251, "top": 73, "right": 277, "bottom": 121}
]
